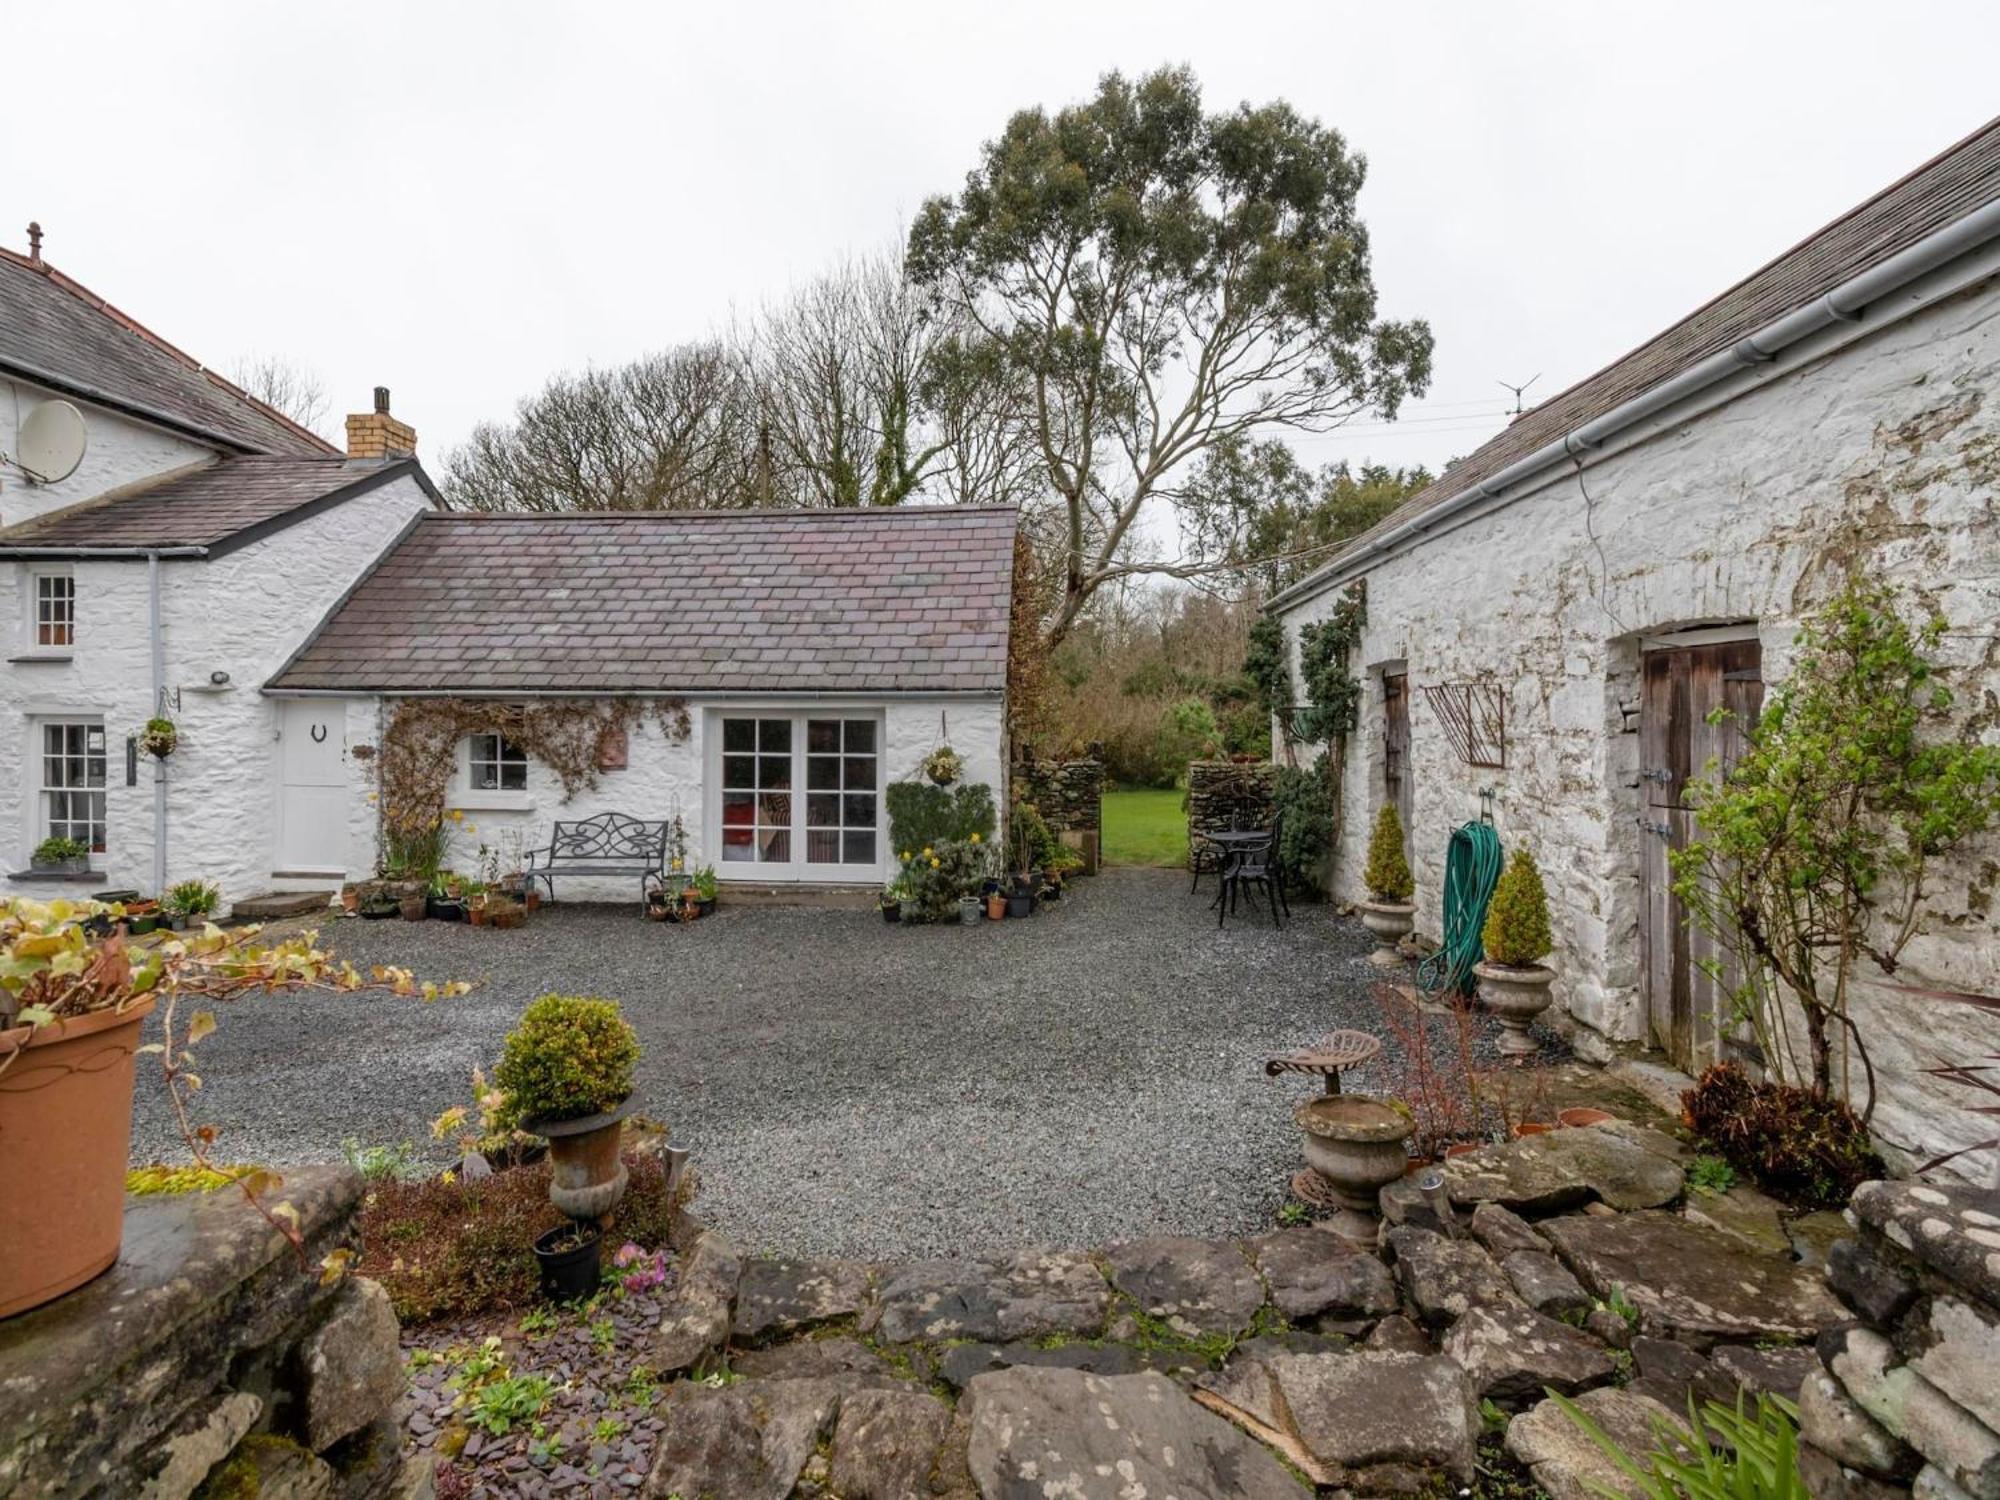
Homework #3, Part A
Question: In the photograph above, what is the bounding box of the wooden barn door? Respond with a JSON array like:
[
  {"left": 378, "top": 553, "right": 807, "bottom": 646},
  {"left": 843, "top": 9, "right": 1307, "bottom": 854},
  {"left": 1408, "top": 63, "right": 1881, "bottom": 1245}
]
[
  {"left": 1382, "top": 672, "right": 1412, "bottom": 858},
  {"left": 1638, "top": 638, "right": 1762, "bottom": 1070}
]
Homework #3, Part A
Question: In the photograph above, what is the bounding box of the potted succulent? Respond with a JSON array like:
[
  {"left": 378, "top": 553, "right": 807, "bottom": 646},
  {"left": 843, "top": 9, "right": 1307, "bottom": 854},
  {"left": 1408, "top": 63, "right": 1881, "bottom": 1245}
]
[
  {"left": 495, "top": 994, "right": 640, "bottom": 1221},
  {"left": 1474, "top": 848, "right": 1557, "bottom": 1055},
  {"left": 139, "top": 716, "right": 179, "bottom": 759},
  {"left": 922, "top": 744, "right": 963, "bottom": 787},
  {"left": 1358, "top": 805, "right": 1416, "bottom": 965},
  {"left": 0, "top": 897, "right": 464, "bottom": 1319},
  {"left": 29, "top": 837, "right": 91, "bottom": 877},
  {"left": 161, "top": 879, "right": 219, "bottom": 932}
]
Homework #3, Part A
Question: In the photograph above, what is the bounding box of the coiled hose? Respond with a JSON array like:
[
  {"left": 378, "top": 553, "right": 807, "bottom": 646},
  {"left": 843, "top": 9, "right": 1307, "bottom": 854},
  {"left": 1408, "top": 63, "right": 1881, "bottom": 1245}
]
[{"left": 1417, "top": 820, "right": 1505, "bottom": 998}]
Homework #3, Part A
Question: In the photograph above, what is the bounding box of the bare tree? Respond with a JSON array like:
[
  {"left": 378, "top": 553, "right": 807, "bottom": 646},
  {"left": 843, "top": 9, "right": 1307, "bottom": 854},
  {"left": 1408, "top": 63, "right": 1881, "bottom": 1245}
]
[
  {"left": 442, "top": 344, "right": 761, "bottom": 512},
  {"left": 228, "top": 354, "right": 331, "bottom": 438}
]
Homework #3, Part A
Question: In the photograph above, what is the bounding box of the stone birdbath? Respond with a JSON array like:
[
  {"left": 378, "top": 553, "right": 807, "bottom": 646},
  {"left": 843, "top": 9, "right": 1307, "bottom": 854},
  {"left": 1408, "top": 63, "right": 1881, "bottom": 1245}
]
[{"left": 1293, "top": 1093, "right": 1414, "bottom": 1245}]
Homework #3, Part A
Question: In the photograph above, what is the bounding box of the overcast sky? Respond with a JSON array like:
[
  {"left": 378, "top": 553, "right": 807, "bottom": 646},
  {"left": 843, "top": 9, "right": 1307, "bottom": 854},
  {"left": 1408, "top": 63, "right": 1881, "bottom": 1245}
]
[{"left": 6, "top": 2, "right": 1998, "bottom": 489}]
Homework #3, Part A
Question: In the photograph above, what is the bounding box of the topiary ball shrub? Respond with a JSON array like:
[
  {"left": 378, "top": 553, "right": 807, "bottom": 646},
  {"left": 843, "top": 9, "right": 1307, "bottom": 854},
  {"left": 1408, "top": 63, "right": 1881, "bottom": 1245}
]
[
  {"left": 1682, "top": 1062, "right": 1884, "bottom": 1209},
  {"left": 1362, "top": 804, "right": 1414, "bottom": 903},
  {"left": 495, "top": 994, "right": 639, "bottom": 1129},
  {"left": 1481, "top": 847, "right": 1553, "bottom": 967}
]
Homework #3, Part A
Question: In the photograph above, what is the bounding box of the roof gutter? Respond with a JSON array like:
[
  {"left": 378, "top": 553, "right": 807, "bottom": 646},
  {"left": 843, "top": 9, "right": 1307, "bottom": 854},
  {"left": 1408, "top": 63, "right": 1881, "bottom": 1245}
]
[
  {"left": 1266, "top": 194, "right": 2000, "bottom": 613},
  {"left": 0, "top": 544, "right": 209, "bottom": 560},
  {"left": 0, "top": 356, "right": 269, "bottom": 456}
]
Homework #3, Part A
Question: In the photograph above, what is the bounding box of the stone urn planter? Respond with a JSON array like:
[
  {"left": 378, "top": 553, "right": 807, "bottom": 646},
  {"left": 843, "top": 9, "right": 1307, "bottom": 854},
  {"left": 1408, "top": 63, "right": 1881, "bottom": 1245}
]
[
  {"left": 529, "top": 1097, "right": 636, "bottom": 1221},
  {"left": 1294, "top": 1092, "right": 1413, "bottom": 1243},
  {"left": 0, "top": 996, "right": 156, "bottom": 1318},
  {"left": 1473, "top": 960, "right": 1556, "bottom": 1055},
  {"left": 1357, "top": 900, "right": 1415, "bottom": 966}
]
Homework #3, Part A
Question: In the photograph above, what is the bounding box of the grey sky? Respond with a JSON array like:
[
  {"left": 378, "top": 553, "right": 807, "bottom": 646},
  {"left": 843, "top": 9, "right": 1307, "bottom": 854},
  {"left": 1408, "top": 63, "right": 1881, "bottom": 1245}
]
[{"left": 6, "top": 2, "right": 1997, "bottom": 489}]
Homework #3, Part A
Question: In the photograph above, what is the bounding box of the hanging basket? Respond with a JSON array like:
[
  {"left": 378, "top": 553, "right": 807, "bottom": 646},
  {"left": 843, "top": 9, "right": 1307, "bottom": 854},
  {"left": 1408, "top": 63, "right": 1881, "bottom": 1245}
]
[
  {"left": 922, "top": 745, "right": 963, "bottom": 787},
  {"left": 140, "top": 718, "right": 179, "bottom": 759}
]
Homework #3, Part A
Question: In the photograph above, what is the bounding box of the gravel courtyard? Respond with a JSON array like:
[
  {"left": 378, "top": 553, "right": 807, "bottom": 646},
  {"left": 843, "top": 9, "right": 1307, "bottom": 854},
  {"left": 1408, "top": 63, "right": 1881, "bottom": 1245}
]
[{"left": 131, "top": 869, "right": 1486, "bottom": 1259}]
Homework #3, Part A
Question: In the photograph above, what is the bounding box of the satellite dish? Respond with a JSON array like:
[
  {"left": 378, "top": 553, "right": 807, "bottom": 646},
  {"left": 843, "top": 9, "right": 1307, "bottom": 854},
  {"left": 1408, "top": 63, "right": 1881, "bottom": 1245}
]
[{"left": 19, "top": 400, "right": 87, "bottom": 483}]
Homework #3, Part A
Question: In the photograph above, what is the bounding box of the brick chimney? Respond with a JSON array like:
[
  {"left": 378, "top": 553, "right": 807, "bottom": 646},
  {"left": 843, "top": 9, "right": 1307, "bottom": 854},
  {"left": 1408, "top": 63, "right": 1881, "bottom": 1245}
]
[{"left": 345, "top": 386, "right": 417, "bottom": 459}]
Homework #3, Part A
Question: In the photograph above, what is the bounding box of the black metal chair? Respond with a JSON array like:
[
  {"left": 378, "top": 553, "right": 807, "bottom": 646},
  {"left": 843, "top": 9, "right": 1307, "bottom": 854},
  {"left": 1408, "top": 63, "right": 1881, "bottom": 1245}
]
[
  {"left": 1218, "top": 815, "right": 1287, "bottom": 929},
  {"left": 1189, "top": 832, "right": 1225, "bottom": 893}
]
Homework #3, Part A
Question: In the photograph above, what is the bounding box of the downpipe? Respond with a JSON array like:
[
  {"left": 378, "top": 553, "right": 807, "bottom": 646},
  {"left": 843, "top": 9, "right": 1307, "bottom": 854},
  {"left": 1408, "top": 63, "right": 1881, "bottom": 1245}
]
[{"left": 149, "top": 551, "right": 166, "bottom": 898}]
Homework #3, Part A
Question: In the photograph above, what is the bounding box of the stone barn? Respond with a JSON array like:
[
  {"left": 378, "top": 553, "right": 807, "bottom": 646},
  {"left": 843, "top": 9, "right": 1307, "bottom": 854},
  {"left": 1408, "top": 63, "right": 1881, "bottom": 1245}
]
[{"left": 1266, "top": 119, "right": 2000, "bottom": 1174}]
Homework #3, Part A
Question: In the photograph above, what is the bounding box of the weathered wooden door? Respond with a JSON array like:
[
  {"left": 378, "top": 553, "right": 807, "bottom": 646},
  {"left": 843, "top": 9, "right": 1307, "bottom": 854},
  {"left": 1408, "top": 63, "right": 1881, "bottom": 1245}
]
[
  {"left": 1382, "top": 672, "right": 1412, "bottom": 858},
  {"left": 1638, "top": 639, "right": 1763, "bottom": 1070}
]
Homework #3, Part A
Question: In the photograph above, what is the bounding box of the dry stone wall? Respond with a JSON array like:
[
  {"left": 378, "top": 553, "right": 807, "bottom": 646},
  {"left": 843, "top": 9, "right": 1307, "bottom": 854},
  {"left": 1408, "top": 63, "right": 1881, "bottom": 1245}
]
[
  {"left": 0, "top": 1166, "right": 429, "bottom": 1500},
  {"left": 1187, "top": 761, "right": 1276, "bottom": 867}
]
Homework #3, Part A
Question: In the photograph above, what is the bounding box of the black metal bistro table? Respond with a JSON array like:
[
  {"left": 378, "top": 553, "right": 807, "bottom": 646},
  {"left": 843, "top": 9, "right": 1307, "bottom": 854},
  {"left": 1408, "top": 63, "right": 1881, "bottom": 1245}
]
[{"left": 1204, "top": 827, "right": 1274, "bottom": 908}]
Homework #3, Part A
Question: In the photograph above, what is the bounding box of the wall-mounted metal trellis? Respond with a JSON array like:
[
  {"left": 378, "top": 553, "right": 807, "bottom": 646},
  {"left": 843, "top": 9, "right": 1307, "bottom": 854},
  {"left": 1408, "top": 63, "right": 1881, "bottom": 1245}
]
[{"left": 1419, "top": 680, "right": 1507, "bottom": 768}]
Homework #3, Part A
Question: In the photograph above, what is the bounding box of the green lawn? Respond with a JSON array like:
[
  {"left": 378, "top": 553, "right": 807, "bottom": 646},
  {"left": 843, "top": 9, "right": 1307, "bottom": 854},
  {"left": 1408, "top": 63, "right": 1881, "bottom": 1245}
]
[{"left": 1101, "top": 787, "right": 1189, "bottom": 868}]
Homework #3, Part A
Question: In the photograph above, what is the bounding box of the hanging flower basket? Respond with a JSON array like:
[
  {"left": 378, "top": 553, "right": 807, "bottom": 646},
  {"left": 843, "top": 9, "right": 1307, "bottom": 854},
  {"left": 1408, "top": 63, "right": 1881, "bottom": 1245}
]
[
  {"left": 922, "top": 745, "right": 963, "bottom": 787},
  {"left": 140, "top": 718, "right": 178, "bottom": 759}
]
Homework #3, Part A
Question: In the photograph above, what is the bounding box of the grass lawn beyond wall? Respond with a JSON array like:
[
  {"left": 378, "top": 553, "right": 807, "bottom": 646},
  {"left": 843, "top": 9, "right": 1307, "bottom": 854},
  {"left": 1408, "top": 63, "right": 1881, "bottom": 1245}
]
[{"left": 1101, "top": 787, "right": 1189, "bottom": 868}]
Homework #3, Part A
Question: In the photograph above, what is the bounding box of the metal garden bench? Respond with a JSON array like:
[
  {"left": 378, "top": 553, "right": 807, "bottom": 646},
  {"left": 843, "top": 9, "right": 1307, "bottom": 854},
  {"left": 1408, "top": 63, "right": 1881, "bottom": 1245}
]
[{"left": 524, "top": 813, "right": 671, "bottom": 907}]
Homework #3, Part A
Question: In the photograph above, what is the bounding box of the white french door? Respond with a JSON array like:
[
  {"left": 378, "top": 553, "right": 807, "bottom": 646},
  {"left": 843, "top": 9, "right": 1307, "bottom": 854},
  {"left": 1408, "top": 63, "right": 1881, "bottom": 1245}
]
[{"left": 714, "top": 712, "right": 883, "bottom": 880}]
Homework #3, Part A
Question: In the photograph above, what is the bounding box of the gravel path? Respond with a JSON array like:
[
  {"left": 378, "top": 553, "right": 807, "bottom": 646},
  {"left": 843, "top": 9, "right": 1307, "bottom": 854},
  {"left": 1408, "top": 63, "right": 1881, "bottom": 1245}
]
[{"left": 131, "top": 869, "right": 1545, "bottom": 1258}]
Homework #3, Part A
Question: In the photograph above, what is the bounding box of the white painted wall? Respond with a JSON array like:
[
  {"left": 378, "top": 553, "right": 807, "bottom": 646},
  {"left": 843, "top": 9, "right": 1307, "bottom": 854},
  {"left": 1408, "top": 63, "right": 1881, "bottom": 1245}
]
[
  {"left": 0, "top": 377, "right": 218, "bottom": 529},
  {"left": 1276, "top": 271, "right": 2000, "bottom": 1177},
  {"left": 0, "top": 472, "right": 433, "bottom": 903},
  {"left": 397, "top": 694, "right": 1006, "bottom": 902}
]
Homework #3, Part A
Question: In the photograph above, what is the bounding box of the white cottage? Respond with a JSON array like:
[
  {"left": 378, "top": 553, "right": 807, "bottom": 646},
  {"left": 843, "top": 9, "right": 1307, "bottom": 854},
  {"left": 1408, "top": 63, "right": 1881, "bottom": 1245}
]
[
  {"left": 1267, "top": 120, "right": 2000, "bottom": 1172},
  {"left": 0, "top": 231, "right": 1016, "bottom": 909}
]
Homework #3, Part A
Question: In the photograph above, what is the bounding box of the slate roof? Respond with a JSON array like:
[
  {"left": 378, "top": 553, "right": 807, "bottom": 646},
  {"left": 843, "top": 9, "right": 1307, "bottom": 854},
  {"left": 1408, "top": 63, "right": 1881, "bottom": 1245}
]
[
  {"left": 1274, "top": 113, "right": 2000, "bottom": 606},
  {"left": 0, "top": 246, "right": 335, "bottom": 456},
  {"left": 266, "top": 506, "right": 1020, "bottom": 695},
  {"left": 0, "top": 457, "right": 430, "bottom": 556}
]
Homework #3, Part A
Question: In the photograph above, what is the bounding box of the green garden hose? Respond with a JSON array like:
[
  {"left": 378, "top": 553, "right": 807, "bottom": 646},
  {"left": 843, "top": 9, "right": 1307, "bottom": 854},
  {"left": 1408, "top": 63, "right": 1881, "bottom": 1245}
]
[{"left": 1417, "top": 820, "right": 1505, "bottom": 998}]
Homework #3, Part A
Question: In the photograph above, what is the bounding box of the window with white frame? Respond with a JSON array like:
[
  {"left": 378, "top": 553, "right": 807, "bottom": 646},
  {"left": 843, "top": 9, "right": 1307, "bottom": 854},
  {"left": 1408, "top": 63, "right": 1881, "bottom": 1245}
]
[
  {"left": 41, "top": 721, "right": 107, "bottom": 852},
  {"left": 467, "top": 733, "right": 528, "bottom": 791},
  {"left": 34, "top": 572, "right": 74, "bottom": 648}
]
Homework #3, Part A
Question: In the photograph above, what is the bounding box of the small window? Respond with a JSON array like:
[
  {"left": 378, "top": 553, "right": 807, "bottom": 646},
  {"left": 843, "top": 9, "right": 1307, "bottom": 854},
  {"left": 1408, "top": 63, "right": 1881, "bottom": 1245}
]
[
  {"left": 42, "top": 721, "right": 106, "bottom": 853},
  {"left": 34, "top": 573, "right": 74, "bottom": 648},
  {"left": 468, "top": 733, "right": 528, "bottom": 791}
]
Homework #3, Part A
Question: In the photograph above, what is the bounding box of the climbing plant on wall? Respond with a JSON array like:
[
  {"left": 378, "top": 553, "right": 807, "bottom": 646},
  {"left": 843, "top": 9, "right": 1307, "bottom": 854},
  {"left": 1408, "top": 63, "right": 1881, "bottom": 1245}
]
[
  {"left": 377, "top": 699, "right": 692, "bottom": 839},
  {"left": 1288, "top": 581, "right": 1368, "bottom": 868}
]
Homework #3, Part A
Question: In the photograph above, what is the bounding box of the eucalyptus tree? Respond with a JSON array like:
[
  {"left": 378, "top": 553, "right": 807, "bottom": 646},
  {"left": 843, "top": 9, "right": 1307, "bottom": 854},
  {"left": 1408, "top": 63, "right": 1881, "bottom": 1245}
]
[{"left": 909, "top": 66, "right": 1433, "bottom": 648}]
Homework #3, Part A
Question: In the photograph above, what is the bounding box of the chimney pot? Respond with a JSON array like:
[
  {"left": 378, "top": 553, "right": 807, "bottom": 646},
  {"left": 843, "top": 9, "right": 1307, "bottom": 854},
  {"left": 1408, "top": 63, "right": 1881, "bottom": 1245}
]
[
  {"left": 26, "top": 222, "right": 43, "bottom": 265},
  {"left": 374, "top": 385, "right": 391, "bottom": 414}
]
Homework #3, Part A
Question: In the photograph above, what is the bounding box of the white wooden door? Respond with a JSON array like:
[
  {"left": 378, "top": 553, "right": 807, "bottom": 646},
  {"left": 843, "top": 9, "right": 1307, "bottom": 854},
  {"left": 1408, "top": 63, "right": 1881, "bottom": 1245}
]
[{"left": 277, "top": 700, "right": 349, "bottom": 873}]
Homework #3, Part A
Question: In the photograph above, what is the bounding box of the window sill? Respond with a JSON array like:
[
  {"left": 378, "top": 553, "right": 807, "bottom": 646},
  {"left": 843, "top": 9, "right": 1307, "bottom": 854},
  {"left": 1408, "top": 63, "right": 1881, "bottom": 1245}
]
[
  {"left": 7, "top": 867, "right": 103, "bottom": 884},
  {"left": 450, "top": 794, "right": 536, "bottom": 814},
  {"left": 8, "top": 653, "right": 74, "bottom": 665}
]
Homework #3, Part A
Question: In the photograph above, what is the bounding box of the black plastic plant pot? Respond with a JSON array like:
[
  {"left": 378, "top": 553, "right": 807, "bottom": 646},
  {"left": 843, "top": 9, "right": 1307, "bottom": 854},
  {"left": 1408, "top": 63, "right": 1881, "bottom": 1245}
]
[
  {"left": 881, "top": 902, "right": 901, "bottom": 923},
  {"left": 426, "top": 898, "right": 466, "bottom": 922},
  {"left": 1006, "top": 892, "right": 1033, "bottom": 919},
  {"left": 533, "top": 1221, "right": 603, "bottom": 1302}
]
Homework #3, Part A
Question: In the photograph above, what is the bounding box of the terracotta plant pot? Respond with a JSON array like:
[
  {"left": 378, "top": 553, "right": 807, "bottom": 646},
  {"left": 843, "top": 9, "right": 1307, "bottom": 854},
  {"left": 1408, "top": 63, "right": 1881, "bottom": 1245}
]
[
  {"left": 398, "top": 894, "right": 426, "bottom": 922},
  {"left": 529, "top": 1099, "right": 634, "bottom": 1221},
  {"left": 1357, "top": 900, "right": 1415, "bottom": 966},
  {"left": 985, "top": 893, "right": 1006, "bottom": 921},
  {"left": 1473, "top": 960, "right": 1557, "bottom": 1055},
  {"left": 340, "top": 886, "right": 360, "bottom": 915},
  {"left": 0, "top": 996, "right": 157, "bottom": 1318},
  {"left": 1512, "top": 1121, "right": 1557, "bottom": 1138},
  {"left": 1557, "top": 1107, "right": 1616, "bottom": 1129},
  {"left": 525, "top": 890, "right": 543, "bottom": 913},
  {"left": 1443, "top": 1141, "right": 1483, "bottom": 1159}
]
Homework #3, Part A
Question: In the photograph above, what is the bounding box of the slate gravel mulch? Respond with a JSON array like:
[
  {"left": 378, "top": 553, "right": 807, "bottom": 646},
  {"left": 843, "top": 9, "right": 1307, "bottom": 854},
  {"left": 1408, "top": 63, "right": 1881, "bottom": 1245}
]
[{"left": 130, "top": 869, "right": 1558, "bottom": 1259}]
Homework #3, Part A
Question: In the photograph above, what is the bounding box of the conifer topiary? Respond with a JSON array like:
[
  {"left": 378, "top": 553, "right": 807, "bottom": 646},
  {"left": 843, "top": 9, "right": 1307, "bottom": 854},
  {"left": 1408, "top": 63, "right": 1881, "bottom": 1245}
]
[
  {"left": 1482, "top": 848, "right": 1554, "bottom": 967},
  {"left": 1362, "top": 804, "right": 1414, "bottom": 903}
]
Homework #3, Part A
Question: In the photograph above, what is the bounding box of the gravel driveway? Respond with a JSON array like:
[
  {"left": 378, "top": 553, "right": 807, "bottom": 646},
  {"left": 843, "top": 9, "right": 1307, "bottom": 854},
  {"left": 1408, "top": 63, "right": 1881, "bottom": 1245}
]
[{"left": 131, "top": 869, "right": 1486, "bottom": 1258}]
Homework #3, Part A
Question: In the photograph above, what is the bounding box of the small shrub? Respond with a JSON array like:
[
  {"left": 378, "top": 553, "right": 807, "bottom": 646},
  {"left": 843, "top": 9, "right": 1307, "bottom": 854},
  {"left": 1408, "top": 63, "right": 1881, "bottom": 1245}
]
[
  {"left": 164, "top": 879, "right": 221, "bottom": 917},
  {"left": 1007, "top": 800, "right": 1058, "bottom": 878},
  {"left": 1481, "top": 848, "right": 1552, "bottom": 967},
  {"left": 31, "top": 836, "right": 88, "bottom": 864},
  {"left": 494, "top": 995, "right": 639, "bottom": 1128},
  {"left": 899, "top": 839, "right": 986, "bottom": 922},
  {"left": 342, "top": 1138, "right": 420, "bottom": 1182},
  {"left": 361, "top": 1149, "right": 689, "bottom": 1324},
  {"left": 1362, "top": 804, "right": 1414, "bottom": 903},
  {"left": 1270, "top": 759, "right": 1335, "bottom": 894},
  {"left": 885, "top": 781, "right": 996, "bottom": 855},
  {"left": 1683, "top": 1062, "right": 1883, "bottom": 1209}
]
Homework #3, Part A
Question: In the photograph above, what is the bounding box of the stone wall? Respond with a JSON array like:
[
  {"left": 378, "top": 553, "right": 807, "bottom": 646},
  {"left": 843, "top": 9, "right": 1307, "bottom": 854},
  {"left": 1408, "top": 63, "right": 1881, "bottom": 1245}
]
[
  {"left": 1801, "top": 1179, "right": 2000, "bottom": 1500},
  {"left": 1272, "top": 262, "right": 2000, "bottom": 1175},
  {"left": 1187, "top": 761, "right": 1276, "bottom": 867},
  {"left": 0, "top": 1166, "right": 429, "bottom": 1500},
  {"left": 1016, "top": 752, "right": 1104, "bottom": 873}
]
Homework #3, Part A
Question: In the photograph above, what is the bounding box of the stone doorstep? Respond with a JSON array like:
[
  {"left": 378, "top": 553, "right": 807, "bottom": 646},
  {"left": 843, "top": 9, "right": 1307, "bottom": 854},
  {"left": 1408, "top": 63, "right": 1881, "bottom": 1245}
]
[
  {"left": 231, "top": 889, "right": 340, "bottom": 919},
  {"left": 714, "top": 881, "right": 879, "bottom": 910}
]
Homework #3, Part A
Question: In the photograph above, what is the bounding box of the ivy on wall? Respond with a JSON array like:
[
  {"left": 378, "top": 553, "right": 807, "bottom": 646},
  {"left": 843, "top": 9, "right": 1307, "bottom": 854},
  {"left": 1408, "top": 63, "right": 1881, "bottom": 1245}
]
[
  {"left": 378, "top": 698, "right": 692, "bottom": 837},
  {"left": 1291, "top": 580, "right": 1368, "bottom": 868}
]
